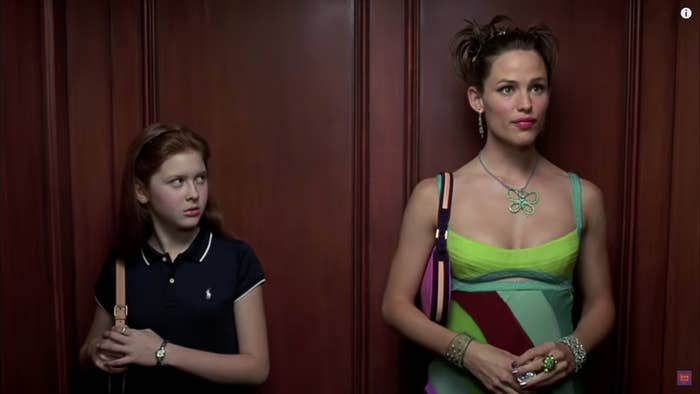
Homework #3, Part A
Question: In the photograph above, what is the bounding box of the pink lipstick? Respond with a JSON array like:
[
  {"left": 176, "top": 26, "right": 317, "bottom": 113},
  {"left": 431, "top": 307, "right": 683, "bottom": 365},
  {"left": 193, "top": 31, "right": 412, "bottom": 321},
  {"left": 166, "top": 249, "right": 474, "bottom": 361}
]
[{"left": 513, "top": 117, "right": 536, "bottom": 130}]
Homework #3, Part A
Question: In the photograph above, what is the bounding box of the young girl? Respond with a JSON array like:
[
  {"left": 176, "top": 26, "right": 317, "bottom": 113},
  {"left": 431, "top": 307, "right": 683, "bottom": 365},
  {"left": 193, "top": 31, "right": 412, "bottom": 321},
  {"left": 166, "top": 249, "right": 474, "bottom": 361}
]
[
  {"left": 79, "top": 123, "right": 269, "bottom": 392},
  {"left": 382, "top": 16, "right": 614, "bottom": 393}
]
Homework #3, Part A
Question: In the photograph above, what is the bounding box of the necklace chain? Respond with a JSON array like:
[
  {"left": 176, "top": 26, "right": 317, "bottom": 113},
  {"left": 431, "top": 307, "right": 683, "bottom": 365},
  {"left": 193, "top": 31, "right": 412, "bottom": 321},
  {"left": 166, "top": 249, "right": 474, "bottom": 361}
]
[{"left": 478, "top": 153, "right": 539, "bottom": 193}]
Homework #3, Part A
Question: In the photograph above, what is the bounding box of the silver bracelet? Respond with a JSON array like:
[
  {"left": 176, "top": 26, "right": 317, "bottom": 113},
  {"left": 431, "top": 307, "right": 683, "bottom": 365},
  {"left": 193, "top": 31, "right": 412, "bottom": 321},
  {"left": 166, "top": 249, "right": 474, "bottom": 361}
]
[{"left": 557, "top": 335, "right": 586, "bottom": 372}]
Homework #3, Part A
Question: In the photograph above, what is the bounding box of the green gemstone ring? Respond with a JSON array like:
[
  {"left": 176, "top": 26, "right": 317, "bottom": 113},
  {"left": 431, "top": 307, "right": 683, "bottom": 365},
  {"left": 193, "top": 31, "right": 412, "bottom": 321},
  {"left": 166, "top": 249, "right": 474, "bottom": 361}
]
[{"left": 542, "top": 354, "right": 557, "bottom": 373}]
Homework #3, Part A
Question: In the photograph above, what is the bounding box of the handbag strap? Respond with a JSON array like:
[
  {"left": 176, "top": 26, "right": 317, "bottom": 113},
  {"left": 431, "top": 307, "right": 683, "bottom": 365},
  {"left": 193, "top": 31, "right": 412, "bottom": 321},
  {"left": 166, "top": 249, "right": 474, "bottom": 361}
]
[
  {"left": 435, "top": 172, "right": 454, "bottom": 254},
  {"left": 114, "top": 259, "right": 127, "bottom": 327}
]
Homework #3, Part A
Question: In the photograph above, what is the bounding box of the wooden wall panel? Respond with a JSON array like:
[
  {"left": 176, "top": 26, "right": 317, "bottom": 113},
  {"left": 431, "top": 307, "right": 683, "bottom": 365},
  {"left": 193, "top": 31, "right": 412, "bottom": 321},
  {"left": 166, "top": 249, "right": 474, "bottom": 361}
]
[
  {"left": 67, "top": 0, "right": 146, "bottom": 343},
  {"left": 366, "top": 0, "right": 411, "bottom": 393},
  {"left": 661, "top": 0, "right": 700, "bottom": 391},
  {"left": 623, "top": 0, "right": 679, "bottom": 392},
  {"left": 66, "top": 0, "right": 121, "bottom": 345},
  {"left": 153, "top": 1, "right": 356, "bottom": 392},
  {"left": 0, "top": 0, "right": 73, "bottom": 393},
  {"left": 43, "top": 0, "right": 76, "bottom": 390},
  {"left": 109, "top": 0, "right": 147, "bottom": 186},
  {"left": 1, "top": 0, "right": 697, "bottom": 392}
]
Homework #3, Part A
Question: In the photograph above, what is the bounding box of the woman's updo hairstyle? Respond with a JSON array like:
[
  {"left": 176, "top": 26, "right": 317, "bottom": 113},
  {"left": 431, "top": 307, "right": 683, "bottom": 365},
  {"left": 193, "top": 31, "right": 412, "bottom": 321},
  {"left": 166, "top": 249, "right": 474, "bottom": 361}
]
[{"left": 450, "top": 15, "right": 557, "bottom": 91}]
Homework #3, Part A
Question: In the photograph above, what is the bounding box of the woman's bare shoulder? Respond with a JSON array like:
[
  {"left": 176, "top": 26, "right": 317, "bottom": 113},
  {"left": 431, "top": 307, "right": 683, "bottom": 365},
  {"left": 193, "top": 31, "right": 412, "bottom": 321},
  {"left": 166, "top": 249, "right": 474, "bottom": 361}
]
[{"left": 578, "top": 177, "right": 605, "bottom": 213}]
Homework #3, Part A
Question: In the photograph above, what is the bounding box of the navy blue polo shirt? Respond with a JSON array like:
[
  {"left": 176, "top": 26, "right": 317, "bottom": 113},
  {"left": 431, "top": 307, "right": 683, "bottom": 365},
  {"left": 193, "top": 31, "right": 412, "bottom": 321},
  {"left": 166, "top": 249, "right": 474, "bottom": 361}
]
[{"left": 94, "top": 226, "right": 265, "bottom": 392}]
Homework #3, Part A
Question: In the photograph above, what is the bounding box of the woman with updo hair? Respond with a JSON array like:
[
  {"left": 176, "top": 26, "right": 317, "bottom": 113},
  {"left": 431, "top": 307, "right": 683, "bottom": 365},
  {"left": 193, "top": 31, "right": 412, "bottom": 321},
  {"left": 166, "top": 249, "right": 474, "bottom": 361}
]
[{"left": 383, "top": 16, "right": 614, "bottom": 393}]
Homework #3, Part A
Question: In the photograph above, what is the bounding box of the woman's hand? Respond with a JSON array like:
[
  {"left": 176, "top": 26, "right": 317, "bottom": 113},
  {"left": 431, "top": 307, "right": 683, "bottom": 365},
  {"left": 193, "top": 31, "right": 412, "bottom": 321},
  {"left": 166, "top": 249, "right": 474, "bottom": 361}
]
[
  {"left": 463, "top": 341, "right": 527, "bottom": 394},
  {"left": 512, "top": 341, "right": 575, "bottom": 390},
  {"left": 99, "top": 326, "right": 164, "bottom": 368}
]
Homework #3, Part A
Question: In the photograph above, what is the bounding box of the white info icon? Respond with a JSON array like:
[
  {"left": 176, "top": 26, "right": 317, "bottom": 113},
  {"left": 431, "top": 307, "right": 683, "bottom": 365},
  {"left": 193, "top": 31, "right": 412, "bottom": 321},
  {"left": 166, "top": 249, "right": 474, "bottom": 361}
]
[{"left": 680, "top": 7, "right": 692, "bottom": 19}]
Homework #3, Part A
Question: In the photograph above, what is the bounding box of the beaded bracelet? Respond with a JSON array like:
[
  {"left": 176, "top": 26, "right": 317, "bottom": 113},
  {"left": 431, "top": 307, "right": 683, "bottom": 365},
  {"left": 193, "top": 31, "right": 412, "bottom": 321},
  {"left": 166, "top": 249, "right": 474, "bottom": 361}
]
[
  {"left": 557, "top": 335, "right": 587, "bottom": 372},
  {"left": 445, "top": 333, "right": 474, "bottom": 368}
]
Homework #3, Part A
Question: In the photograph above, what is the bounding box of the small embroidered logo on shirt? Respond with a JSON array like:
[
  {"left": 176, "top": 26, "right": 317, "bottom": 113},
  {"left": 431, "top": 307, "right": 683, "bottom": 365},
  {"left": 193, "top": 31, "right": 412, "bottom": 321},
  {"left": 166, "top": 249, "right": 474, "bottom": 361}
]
[{"left": 205, "top": 288, "right": 212, "bottom": 300}]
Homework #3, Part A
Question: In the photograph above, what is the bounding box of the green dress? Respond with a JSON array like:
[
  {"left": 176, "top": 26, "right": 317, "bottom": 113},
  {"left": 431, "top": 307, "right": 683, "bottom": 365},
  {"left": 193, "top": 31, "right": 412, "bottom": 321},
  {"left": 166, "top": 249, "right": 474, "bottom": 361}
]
[{"left": 426, "top": 173, "right": 585, "bottom": 394}]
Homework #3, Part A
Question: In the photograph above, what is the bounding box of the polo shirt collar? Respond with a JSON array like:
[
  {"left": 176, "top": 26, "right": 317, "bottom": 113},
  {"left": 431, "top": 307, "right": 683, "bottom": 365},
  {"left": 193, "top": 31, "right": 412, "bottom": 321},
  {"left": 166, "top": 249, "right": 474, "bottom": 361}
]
[{"left": 140, "top": 227, "right": 213, "bottom": 266}]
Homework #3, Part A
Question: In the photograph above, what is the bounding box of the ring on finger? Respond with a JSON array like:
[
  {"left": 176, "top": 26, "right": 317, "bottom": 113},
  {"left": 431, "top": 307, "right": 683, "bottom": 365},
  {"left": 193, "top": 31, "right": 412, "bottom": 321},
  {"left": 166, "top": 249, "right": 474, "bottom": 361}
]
[
  {"left": 542, "top": 354, "right": 557, "bottom": 373},
  {"left": 120, "top": 326, "right": 127, "bottom": 335},
  {"left": 515, "top": 371, "right": 537, "bottom": 384}
]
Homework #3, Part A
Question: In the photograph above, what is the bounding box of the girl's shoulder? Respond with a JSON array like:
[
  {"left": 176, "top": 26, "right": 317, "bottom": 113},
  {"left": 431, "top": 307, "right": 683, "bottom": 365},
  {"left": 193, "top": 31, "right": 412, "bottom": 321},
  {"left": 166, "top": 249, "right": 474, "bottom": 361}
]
[{"left": 211, "top": 230, "right": 256, "bottom": 255}]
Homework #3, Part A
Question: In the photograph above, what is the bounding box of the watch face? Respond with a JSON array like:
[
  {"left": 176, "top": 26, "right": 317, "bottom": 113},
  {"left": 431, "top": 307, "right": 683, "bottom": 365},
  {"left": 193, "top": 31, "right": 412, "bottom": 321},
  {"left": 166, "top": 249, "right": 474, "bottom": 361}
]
[{"left": 156, "top": 341, "right": 167, "bottom": 365}]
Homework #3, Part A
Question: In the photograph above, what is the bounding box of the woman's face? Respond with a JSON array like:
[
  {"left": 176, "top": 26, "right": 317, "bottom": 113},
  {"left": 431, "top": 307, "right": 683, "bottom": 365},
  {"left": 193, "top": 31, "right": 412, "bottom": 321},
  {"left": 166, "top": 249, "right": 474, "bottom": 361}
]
[
  {"left": 469, "top": 49, "right": 550, "bottom": 146},
  {"left": 136, "top": 150, "right": 209, "bottom": 233}
]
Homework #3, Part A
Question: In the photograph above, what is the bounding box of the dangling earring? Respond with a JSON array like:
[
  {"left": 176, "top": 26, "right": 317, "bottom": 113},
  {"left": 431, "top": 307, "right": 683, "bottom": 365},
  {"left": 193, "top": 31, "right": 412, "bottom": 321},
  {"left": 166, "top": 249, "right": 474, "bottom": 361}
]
[{"left": 478, "top": 111, "right": 485, "bottom": 139}]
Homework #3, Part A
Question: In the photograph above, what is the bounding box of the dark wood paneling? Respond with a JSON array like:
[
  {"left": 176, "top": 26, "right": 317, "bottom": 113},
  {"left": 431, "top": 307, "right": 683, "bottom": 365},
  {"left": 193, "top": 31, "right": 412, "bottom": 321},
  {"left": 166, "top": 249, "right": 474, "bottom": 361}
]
[
  {"left": 66, "top": 0, "right": 120, "bottom": 344},
  {"left": 615, "top": 0, "right": 641, "bottom": 391},
  {"left": 367, "top": 0, "right": 410, "bottom": 393},
  {"left": 354, "top": 0, "right": 370, "bottom": 392},
  {"left": 661, "top": 0, "right": 700, "bottom": 391},
  {"left": 154, "top": 1, "right": 356, "bottom": 392},
  {"left": 625, "top": 0, "right": 678, "bottom": 392},
  {"left": 1, "top": 0, "right": 695, "bottom": 392},
  {"left": 42, "top": 0, "right": 76, "bottom": 391},
  {"left": 0, "top": 0, "right": 72, "bottom": 393},
  {"left": 109, "top": 0, "right": 147, "bottom": 188}
]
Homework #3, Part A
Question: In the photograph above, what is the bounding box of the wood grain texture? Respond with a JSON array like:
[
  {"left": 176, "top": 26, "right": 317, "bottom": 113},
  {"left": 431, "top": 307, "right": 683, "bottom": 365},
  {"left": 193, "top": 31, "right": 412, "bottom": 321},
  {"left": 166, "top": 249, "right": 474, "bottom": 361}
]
[
  {"left": 0, "top": 0, "right": 71, "bottom": 392},
  {"left": 624, "top": 0, "right": 678, "bottom": 392},
  {"left": 1, "top": 1, "right": 697, "bottom": 392},
  {"left": 154, "top": 1, "right": 356, "bottom": 392},
  {"left": 66, "top": 0, "right": 120, "bottom": 346},
  {"left": 661, "top": 0, "right": 700, "bottom": 391}
]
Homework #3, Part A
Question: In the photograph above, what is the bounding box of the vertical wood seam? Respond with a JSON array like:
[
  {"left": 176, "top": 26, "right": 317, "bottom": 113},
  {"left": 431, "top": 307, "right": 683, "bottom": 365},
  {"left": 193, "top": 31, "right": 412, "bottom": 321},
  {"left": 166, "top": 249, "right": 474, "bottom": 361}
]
[
  {"left": 42, "top": 0, "right": 74, "bottom": 392},
  {"left": 353, "top": 0, "right": 371, "bottom": 393},
  {"left": 42, "top": 1, "right": 68, "bottom": 392},
  {"left": 143, "top": 0, "right": 158, "bottom": 125},
  {"left": 108, "top": 1, "right": 118, "bottom": 221},
  {"left": 617, "top": 0, "right": 641, "bottom": 391},
  {"left": 404, "top": 0, "right": 420, "bottom": 200}
]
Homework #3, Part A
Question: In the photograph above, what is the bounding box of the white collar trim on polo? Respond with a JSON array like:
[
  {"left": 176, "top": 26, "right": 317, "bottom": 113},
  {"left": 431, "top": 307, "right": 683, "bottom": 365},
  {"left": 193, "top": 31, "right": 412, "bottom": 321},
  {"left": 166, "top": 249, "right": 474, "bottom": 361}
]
[{"left": 140, "top": 231, "right": 213, "bottom": 266}]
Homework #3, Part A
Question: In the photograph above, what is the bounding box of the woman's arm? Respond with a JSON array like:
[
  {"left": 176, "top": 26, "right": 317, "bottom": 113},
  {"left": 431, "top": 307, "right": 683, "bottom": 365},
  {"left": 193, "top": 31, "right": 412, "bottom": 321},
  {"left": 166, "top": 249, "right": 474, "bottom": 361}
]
[
  {"left": 382, "top": 178, "right": 524, "bottom": 393},
  {"left": 103, "top": 286, "right": 270, "bottom": 385},
  {"left": 514, "top": 180, "right": 615, "bottom": 389},
  {"left": 569, "top": 180, "right": 615, "bottom": 351},
  {"left": 382, "top": 178, "right": 458, "bottom": 353}
]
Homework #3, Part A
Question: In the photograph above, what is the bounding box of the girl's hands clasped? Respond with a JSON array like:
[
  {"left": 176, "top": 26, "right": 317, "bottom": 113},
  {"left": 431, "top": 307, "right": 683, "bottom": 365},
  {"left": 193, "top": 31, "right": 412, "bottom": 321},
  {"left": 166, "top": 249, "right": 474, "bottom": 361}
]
[
  {"left": 88, "top": 332, "right": 126, "bottom": 374},
  {"left": 96, "top": 326, "right": 164, "bottom": 369}
]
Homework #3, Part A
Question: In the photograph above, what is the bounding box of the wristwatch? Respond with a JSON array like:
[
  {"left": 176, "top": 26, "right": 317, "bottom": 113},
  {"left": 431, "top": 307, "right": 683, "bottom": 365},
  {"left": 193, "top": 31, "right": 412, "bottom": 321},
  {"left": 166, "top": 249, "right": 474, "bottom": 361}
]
[{"left": 155, "top": 340, "right": 168, "bottom": 366}]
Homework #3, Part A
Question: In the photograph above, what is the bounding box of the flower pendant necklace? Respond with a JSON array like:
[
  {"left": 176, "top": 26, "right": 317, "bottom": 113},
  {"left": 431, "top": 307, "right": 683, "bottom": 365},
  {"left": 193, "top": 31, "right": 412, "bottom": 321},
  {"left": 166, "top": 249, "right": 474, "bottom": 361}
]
[{"left": 478, "top": 153, "right": 541, "bottom": 216}]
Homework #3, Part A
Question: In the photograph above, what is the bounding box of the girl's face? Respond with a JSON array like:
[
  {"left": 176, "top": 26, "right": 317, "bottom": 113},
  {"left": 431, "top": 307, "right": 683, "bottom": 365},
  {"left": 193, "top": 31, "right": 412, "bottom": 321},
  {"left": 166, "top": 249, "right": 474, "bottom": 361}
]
[
  {"left": 136, "top": 150, "right": 209, "bottom": 233},
  {"left": 469, "top": 49, "right": 550, "bottom": 146}
]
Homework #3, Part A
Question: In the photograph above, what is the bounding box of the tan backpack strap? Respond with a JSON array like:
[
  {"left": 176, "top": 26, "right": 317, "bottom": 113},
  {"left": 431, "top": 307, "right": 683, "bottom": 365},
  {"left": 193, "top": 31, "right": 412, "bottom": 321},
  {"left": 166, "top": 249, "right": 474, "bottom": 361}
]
[{"left": 114, "top": 259, "right": 127, "bottom": 327}]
